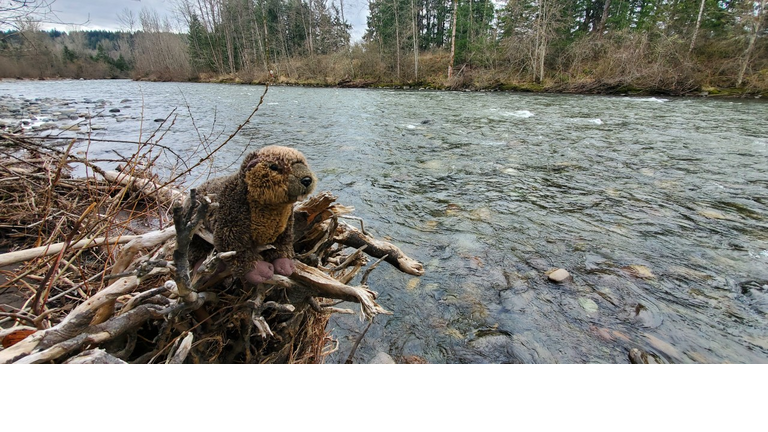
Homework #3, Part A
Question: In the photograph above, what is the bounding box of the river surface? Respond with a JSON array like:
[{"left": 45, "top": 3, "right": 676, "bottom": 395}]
[{"left": 3, "top": 79, "right": 768, "bottom": 363}]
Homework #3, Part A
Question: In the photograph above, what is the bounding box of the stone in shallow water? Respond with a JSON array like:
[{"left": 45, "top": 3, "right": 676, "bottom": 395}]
[
  {"left": 547, "top": 268, "right": 570, "bottom": 283},
  {"left": 406, "top": 277, "right": 420, "bottom": 291},
  {"left": 578, "top": 297, "right": 599, "bottom": 314},
  {"left": 368, "top": 352, "right": 395, "bottom": 364},
  {"left": 623, "top": 265, "right": 655, "bottom": 279},
  {"left": 698, "top": 209, "right": 728, "bottom": 220}
]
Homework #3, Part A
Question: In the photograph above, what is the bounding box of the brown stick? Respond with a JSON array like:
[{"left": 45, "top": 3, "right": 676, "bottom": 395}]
[{"left": 335, "top": 222, "right": 425, "bottom": 276}]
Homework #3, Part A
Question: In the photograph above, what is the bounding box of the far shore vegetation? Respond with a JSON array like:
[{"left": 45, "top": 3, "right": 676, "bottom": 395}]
[{"left": 1, "top": 1, "right": 767, "bottom": 97}]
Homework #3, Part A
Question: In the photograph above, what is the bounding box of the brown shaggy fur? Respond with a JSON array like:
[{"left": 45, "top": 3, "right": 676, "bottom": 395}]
[{"left": 194, "top": 145, "right": 316, "bottom": 282}]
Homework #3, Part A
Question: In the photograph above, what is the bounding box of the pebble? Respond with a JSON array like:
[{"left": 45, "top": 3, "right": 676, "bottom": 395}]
[
  {"left": 547, "top": 268, "right": 570, "bottom": 283},
  {"left": 109, "top": 108, "right": 121, "bottom": 113}
]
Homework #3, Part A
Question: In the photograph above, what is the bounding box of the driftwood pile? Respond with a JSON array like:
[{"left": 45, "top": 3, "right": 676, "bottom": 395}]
[{"left": 0, "top": 132, "right": 423, "bottom": 364}]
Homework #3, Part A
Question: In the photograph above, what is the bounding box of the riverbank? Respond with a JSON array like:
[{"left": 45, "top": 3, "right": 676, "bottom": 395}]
[
  {"left": 5, "top": 73, "right": 765, "bottom": 99},
  {"left": 159, "top": 71, "right": 767, "bottom": 99}
]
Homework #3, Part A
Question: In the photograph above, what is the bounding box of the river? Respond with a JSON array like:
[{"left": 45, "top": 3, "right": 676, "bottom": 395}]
[{"left": 2, "top": 79, "right": 767, "bottom": 363}]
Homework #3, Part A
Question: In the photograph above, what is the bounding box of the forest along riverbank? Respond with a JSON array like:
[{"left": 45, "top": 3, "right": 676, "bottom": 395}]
[{"left": 2, "top": 79, "right": 768, "bottom": 363}]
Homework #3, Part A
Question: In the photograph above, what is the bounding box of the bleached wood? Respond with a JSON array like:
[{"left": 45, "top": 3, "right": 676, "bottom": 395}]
[
  {"left": 101, "top": 170, "right": 185, "bottom": 204},
  {"left": 0, "top": 227, "right": 176, "bottom": 268}
]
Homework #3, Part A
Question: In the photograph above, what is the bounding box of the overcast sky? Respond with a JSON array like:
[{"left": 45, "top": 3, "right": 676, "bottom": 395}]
[{"left": 33, "top": 0, "right": 369, "bottom": 41}]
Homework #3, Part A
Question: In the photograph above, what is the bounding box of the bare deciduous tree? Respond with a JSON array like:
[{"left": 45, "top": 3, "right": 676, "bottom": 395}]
[
  {"left": 737, "top": 0, "right": 766, "bottom": 86},
  {"left": 0, "top": 0, "right": 53, "bottom": 29},
  {"left": 117, "top": 7, "right": 137, "bottom": 33}
]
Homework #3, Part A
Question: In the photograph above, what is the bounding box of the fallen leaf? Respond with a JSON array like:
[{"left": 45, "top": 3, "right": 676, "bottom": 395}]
[{"left": 1, "top": 329, "right": 36, "bottom": 348}]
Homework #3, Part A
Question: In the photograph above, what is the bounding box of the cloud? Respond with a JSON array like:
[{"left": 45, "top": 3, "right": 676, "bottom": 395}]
[
  {"left": 32, "top": 0, "right": 369, "bottom": 41},
  {"left": 35, "top": 0, "right": 178, "bottom": 31}
]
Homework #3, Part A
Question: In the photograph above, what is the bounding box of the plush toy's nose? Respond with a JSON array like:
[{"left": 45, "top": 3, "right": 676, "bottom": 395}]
[{"left": 301, "top": 176, "right": 313, "bottom": 187}]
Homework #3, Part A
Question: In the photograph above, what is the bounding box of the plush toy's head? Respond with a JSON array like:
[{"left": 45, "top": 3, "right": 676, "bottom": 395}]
[{"left": 241, "top": 146, "right": 316, "bottom": 205}]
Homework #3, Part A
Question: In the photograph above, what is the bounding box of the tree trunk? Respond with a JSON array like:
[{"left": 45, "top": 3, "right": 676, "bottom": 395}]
[
  {"left": 394, "top": 0, "right": 401, "bottom": 80},
  {"left": 689, "top": 0, "right": 705, "bottom": 53},
  {"left": 737, "top": 0, "right": 765, "bottom": 87},
  {"left": 339, "top": 0, "right": 355, "bottom": 77},
  {"left": 597, "top": 0, "right": 611, "bottom": 35},
  {"left": 448, "top": 0, "right": 458, "bottom": 78},
  {"left": 411, "top": 0, "right": 419, "bottom": 80}
]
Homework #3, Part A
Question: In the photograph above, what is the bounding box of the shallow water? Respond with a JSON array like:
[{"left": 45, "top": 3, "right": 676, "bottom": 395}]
[{"left": 3, "top": 79, "right": 768, "bottom": 363}]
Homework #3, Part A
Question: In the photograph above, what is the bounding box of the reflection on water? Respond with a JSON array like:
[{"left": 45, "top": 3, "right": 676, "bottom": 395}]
[{"left": 3, "top": 80, "right": 767, "bottom": 363}]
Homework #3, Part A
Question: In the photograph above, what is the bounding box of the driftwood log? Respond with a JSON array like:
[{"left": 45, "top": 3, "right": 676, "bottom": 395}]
[{"left": 0, "top": 168, "right": 424, "bottom": 364}]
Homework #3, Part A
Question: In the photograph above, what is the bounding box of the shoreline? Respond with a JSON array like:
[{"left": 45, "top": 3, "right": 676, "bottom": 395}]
[{"left": 3, "top": 75, "right": 765, "bottom": 100}]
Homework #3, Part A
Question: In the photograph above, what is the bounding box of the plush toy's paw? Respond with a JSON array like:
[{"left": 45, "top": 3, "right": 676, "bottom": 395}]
[
  {"left": 272, "top": 257, "right": 295, "bottom": 276},
  {"left": 245, "top": 261, "right": 274, "bottom": 284}
]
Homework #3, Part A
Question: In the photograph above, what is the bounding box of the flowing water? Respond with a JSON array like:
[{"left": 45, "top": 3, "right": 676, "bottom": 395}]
[{"left": 3, "top": 79, "right": 768, "bottom": 363}]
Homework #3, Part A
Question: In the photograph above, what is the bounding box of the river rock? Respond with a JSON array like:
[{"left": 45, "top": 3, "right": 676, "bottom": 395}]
[
  {"left": 643, "top": 333, "right": 683, "bottom": 362},
  {"left": 547, "top": 268, "right": 570, "bottom": 283},
  {"left": 623, "top": 265, "right": 655, "bottom": 279},
  {"left": 698, "top": 209, "right": 727, "bottom": 220},
  {"left": 629, "top": 349, "right": 642, "bottom": 364},
  {"left": 109, "top": 108, "right": 120, "bottom": 113},
  {"left": 578, "top": 297, "right": 599, "bottom": 314},
  {"left": 406, "top": 277, "right": 420, "bottom": 291},
  {"left": 368, "top": 352, "right": 396, "bottom": 364}
]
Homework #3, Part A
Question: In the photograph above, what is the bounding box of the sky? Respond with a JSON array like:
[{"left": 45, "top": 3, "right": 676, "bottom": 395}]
[{"left": 29, "top": 0, "right": 369, "bottom": 41}]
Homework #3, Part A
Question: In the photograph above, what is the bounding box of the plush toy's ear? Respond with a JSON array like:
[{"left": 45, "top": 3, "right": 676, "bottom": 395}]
[{"left": 245, "top": 156, "right": 261, "bottom": 171}]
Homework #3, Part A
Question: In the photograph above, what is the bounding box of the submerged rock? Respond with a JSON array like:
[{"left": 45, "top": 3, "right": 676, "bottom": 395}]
[
  {"left": 578, "top": 297, "right": 599, "bottom": 314},
  {"left": 628, "top": 348, "right": 661, "bottom": 364},
  {"left": 623, "top": 265, "right": 655, "bottom": 279},
  {"left": 406, "top": 277, "right": 420, "bottom": 291},
  {"left": 698, "top": 209, "right": 728, "bottom": 220},
  {"left": 368, "top": 352, "right": 396, "bottom": 364}
]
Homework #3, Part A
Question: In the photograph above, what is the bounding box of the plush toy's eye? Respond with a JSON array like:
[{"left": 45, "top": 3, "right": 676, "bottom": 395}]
[{"left": 269, "top": 163, "right": 279, "bottom": 171}]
